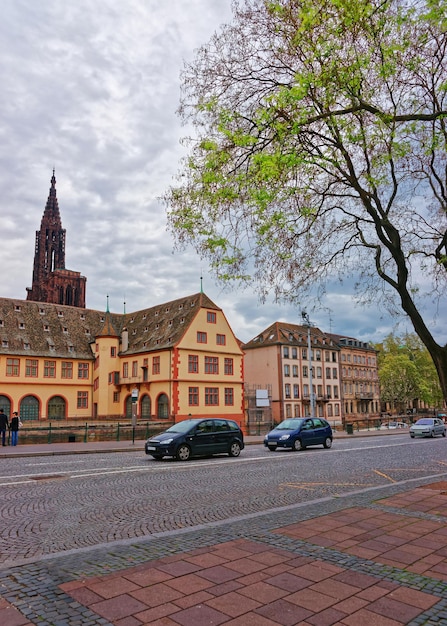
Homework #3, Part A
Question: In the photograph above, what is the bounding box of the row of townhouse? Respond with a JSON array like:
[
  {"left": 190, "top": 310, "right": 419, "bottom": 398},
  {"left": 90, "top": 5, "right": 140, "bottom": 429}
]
[
  {"left": 0, "top": 293, "right": 380, "bottom": 431},
  {"left": 0, "top": 294, "right": 380, "bottom": 431},
  {"left": 243, "top": 322, "right": 380, "bottom": 428}
]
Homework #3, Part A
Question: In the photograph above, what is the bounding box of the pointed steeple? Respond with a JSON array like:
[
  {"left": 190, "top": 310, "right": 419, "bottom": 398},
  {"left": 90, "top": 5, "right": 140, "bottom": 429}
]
[{"left": 43, "top": 169, "right": 62, "bottom": 226}]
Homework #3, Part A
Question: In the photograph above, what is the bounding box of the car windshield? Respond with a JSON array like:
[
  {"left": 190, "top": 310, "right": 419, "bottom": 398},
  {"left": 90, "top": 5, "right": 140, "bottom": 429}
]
[
  {"left": 276, "top": 418, "right": 304, "bottom": 430},
  {"left": 165, "top": 420, "right": 199, "bottom": 434},
  {"left": 415, "top": 419, "right": 433, "bottom": 425}
]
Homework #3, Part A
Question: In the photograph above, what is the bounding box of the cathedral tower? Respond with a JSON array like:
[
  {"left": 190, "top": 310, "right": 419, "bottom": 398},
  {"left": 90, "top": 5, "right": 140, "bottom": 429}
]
[{"left": 26, "top": 171, "right": 86, "bottom": 307}]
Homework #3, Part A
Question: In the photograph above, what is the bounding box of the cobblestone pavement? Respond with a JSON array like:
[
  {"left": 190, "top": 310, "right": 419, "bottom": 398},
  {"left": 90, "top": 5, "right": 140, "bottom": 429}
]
[
  {"left": 1, "top": 475, "right": 447, "bottom": 625},
  {"left": 1, "top": 432, "right": 447, "bottom": 625},
  {"left": 0, "top": 431, "right": 440, "bottom": 569}
]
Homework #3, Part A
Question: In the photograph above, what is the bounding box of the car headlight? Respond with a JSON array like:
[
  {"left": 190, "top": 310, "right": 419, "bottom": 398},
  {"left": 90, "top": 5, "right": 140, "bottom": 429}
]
[
  {"left": 279, "top": 434, "right": 290, "bottom": 441},
  {"left": 161, "top": 438, "right": 174, "bottom": 444}
]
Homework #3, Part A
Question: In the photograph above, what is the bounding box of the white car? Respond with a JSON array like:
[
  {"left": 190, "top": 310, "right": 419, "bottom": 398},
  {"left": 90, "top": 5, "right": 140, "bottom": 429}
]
[{"left": 409, "top": 418, "right": 446, "bottom": 439}]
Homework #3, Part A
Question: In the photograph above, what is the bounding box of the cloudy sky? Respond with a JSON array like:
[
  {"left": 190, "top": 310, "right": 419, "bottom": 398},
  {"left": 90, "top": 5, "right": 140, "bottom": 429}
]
[{"left": 1, "top": 0, "right": 444, "bottom": 346}]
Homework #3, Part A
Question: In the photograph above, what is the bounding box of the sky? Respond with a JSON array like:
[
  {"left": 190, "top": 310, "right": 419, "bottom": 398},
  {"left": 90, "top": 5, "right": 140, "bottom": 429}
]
[{"left": 0, "top": 0, "right": 445, "bottom": 346}]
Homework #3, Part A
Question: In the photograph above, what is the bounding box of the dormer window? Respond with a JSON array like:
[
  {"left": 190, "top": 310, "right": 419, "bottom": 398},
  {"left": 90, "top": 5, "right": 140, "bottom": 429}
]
[
  {"left": 39, "top": 308, "right": 45, "bottom": 315},
  {"left": 80, "top": 313, "right": 86, "bottom": 321},
  {"left": 63, "top": 327, "right": 68, "bottom": 333},
  {"left": 44, "top": 325, "right": 50, "bottom": 331},
  {"left": 19, "top": 322, "right": 25, "bottom": 330},
  {"left": 15, "top": 305, "right": 21, "bottom": 312},
  {"left": 2, "top": 340, "right": 8, "bottom": 347},
  {"left": 0, "top": 320, "right": 3, "bottom": 327},
  {"left": 58, "top": 311, "right": 63, "bottom": 317},
  {"left": 24, "top": 342, "right": 30, "bottom": 350},
  {"left": 155, "top": 310, "right": 159, "bottom": 316}
]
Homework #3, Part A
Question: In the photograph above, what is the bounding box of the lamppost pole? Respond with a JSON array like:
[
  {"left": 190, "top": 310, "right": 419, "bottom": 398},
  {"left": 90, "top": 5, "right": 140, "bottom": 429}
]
[{"left": 302, "top": 311, "right": 315, "bottom": 419}]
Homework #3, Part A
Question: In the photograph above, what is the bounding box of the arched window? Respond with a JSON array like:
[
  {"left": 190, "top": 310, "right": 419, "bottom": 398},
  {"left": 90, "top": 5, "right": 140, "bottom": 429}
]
[
  {"left": 140, "top": 395, "right": 151, "bottom": 420},
  {"left": 20, "top": 396, "right": 39, "bottom": 421},
  {"left": 48, "top": 396, "right": 66, "bottom": 420},
  {"left": 125, "top": 395, "right": 133, "bottom": 419},
  {"left": 0, "top": 396, "right": 11, "bottom": 417},
  {"left": 157, "top": 394, "right": 169, "bottom": 419}
]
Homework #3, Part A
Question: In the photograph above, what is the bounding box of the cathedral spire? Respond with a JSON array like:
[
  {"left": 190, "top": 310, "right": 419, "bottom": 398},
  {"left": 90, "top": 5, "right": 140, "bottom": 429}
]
[{"left": 26, "top": 171, "right": 86, "bottom": 307}]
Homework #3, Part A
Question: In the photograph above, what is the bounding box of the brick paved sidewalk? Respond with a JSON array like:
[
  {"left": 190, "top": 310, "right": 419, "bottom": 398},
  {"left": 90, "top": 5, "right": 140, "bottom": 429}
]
[{"left": 3, "top": 481, "right": 446, "bottom": 625}]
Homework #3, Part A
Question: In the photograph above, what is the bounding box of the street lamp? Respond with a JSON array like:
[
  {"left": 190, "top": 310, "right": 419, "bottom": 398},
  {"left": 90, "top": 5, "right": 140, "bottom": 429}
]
[{"left": 302, "top": 311, "right": 316, "bottom": 419}]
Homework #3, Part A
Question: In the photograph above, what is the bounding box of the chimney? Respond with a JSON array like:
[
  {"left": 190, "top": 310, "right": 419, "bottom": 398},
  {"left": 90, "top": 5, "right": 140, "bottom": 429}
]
[{"left": 121, "top": 327, "right": 128, "bottom": 352}]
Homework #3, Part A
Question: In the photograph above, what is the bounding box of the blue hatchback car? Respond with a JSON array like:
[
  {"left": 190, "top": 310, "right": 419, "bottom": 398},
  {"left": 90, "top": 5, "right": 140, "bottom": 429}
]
[{"left": 264, "top": 417, "right": 333, "bottom": 451}]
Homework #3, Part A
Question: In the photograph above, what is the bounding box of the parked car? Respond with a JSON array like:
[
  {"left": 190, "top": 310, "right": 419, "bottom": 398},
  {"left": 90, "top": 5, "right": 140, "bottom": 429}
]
[
  {"left": 409, "top": 418, "right": 446, "bottom": 439},
  {"left": 264, "top": 417, "right": 333, "bottom": 451},
  {"left": 388, "top": 421, "right": 408, "bottom": 429},
  {"left": 145, "top": 418, "right": 244, "bottom": 461}
]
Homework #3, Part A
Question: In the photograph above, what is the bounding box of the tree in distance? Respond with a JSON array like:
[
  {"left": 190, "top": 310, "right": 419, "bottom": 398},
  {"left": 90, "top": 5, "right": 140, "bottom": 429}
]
[
  {"left": 376, "top": 333, "right": 444, "bottom": 412},
  {"left": 165, "top": 0, "right": 447, "bottom": 401}
]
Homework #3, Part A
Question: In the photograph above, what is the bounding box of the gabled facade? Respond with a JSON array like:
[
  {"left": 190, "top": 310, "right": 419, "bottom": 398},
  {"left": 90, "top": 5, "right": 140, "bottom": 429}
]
[
  {"left": 0, "top": 293, "right": 244, "bottom": 428},
  {"left": 26, "top": 171, "right": 86, "bottom": 307}
]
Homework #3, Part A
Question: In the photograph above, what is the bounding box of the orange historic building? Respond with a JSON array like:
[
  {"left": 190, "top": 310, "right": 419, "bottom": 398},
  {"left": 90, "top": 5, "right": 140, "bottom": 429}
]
[{"left": 0, "top": 293, "right": 244, "bottom": 426}]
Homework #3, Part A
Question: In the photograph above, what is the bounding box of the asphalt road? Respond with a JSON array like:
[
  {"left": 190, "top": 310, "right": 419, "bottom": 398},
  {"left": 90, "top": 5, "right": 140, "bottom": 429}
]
[{"left": 1, "top": 433, "right": 446, "bottom": 569}]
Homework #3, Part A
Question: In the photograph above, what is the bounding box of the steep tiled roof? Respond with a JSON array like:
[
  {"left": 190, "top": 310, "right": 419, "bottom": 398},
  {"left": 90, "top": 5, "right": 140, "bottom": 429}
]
[
  {"left": 242, "top": 321, "right": 339, "bottom": 350},
  {"left": 326, "top": 332, "right": 376, "bottom": 352},
  {"left": 120, "top": 292, "right": 219, "bottom": 355},
  {"left": 0, "top": 292, "right": 220, "bottom": 359}
]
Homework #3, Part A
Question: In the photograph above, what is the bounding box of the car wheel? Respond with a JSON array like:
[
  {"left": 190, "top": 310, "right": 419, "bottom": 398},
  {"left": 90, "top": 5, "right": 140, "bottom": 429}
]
[
  {"left": 323, "top": 437, "right": 332, "bottom": 449},
  {"left": 151, "top": 455, "right": 163, "bottom": 461},
  {"left": 229, "top": 441, "right": 241, "bottom": 457},
  {"left": 292, "top": 438, "right": 304, "bottom": 451},
  {"left": 267, "top": 445, "right": 277, "bottom": 452},
  {"left": 176, "top": 444, "right": 191, "bottom": 461},
  {"left": 430, "top": 430, "right": 435, "bottom": 437},
  {"left": 410, "top": 434, "right": 415, "bottom": 438},
  {"left": 443, "top": 431, "right": 446, "bottom": 437}
]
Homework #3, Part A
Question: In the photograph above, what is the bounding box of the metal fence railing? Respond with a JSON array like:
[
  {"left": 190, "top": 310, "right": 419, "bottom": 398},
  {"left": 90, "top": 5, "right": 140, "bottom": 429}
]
[{"left": 9, "top": 421, "right": 171, "bottom": 446}]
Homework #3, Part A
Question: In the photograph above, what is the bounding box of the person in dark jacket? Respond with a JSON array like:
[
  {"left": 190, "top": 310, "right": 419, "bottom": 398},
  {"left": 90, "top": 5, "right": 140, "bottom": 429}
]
[
  {"left": 0, "top": 409, "right": 8, "bottom": 446},
  {"left": 10, "top": 412, "right": 19, "bottom": 447}
]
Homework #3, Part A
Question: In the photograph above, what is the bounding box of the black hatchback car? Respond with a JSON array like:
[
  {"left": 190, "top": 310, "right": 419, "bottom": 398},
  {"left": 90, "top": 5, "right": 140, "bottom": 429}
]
[
  {"left": 145, "top": 418, "right": 245, "bottom": 461},
  {"left": 264, "top": 417, "right": 333, "bottom": 451}
]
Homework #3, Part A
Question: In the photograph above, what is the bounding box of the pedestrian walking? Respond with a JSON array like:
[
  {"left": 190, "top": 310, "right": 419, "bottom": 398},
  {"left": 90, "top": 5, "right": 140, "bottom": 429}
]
[
  {"left": 10, "top": 412, "right": 20, "bottom": 446},
  {"left": 0, "top": 409, "right": 8, "bottom": 446}
]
